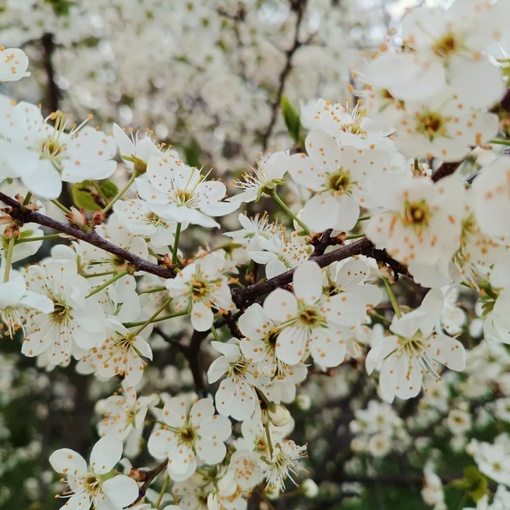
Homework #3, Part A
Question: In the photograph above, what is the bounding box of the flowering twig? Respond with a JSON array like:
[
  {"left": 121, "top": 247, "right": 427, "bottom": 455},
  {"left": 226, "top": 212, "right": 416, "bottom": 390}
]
[
  {"left": 232, "top": 236, "right": 395, "bottom": 307},
  {"left": 0, "top": 191, "right": 177, "bottom": 279}
]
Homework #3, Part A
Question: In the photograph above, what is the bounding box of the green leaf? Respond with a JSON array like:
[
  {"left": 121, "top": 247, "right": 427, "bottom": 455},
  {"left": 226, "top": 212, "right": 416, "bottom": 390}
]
[
  {"left": 99, "top": 180, "right": 118, "bottom": 199},
  {"left": 71, "top": 182, "right": 101, "bottom": 211},
  {"left": 280, "top": 95, "right": 302, "bottom": 144}
]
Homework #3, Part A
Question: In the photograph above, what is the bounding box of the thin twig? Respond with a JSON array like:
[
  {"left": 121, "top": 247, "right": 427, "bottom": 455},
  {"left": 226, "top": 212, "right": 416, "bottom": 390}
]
[
  {"left": 0, "top": 192, "right": 177, "bottom": 279},
  {"left": 259, "top": 0, "right": 309, "bottom": 149},
  {"left": 41, "top": 33, "right": 60, "bottom": 114}
]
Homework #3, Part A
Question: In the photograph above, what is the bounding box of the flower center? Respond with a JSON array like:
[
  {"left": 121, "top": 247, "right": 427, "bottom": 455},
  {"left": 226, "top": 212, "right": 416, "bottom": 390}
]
[
  {"left": 263, "top": 328, "right": 279, "bottom": 355},
  {"left": 50, "top": 301, "right": 71, "bottom": 324},
  {"left": 229, "top": 358, "right": 248, "bottom": 378},
  {"left": 179, "top": 425, "right": 196, "bottom": 445},
  {"left": 415, "top": 111, "right": 448, "bottom": 139},
  {"left": 298, "top": 307, "right": 322, "bottom": 327},
  {"left": 41, "top": 138, "right": 64, "bottom": 158},
  {"left": 432, "top": 33, "right": 457, "bottom": 58},
  {"left": 191, "top": 279, "right": 209, "bottom": 300},
  {"left": 401, "top": 200, "right": 431, "bottom": 228},
  {"left": 176, "top": 189, "right": 193, "bottom": 205},
  {"left": 328, "top": 168, "right": 352, "bottom": 194},
  {"left": 84, "top": 474, "right": 101, "bottom": 493},
  {"left": 146, "top": 212, "right": 168, "bottom": 228}
]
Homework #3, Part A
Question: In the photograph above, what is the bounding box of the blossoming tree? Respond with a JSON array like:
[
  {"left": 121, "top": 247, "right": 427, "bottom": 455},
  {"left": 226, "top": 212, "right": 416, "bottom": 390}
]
[{"left": 1, "top": 0, "right": 510, "bottom": 509}]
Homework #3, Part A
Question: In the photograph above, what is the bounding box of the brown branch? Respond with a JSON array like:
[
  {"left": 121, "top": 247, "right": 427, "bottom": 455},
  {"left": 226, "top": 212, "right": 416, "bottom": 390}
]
[
  {"left": 132, "top": 460, "right": 167, "bottom": 504},
  {"left": 501, "top": 87, "right": 510, "bottom": 113},
  {"left": 311, "top": 228, "right": 334, "bottom": 256},
  {"left": 431, "top": 160, "right": 463, "bottom": 182},
  {"left": 0, "top": 192, "right": 176, "bottom": 279},
  {"left": 231, "top": 237, "right": 408, "bottom": 308},
  {"left": 41, "top": 33, "right": 61, "bottom": 115},
  {"left": 259, "top": 0, "right": 309, "bottom": 149},
  {"left": 188, "top": 330, "right": 209, "bottom": 398}
]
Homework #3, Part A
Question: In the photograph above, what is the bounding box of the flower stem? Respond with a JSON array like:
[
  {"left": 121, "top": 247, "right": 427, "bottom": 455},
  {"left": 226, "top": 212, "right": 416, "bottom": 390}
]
[
  {"left": 264, "top": 419, "right": 274, "bottom": 458},
  {"left": 138, "top": 286, "right": 167, "bottom": 294},
  {"left": 3, "top": 236, "right": 15, "bottom": 283},
  {"left": 211, "top": 325, "right": 221, "bottom": 342},
  {"left": 50, "top": 199, "right": 71, "bottom": 215},
  {"left": 155, "top": 473, "right": 170, "bottom": 509},
  {"left": 15, "top": 233, "right": 62, "bottom": 243},
  {"left": 92, "top": 181, "right": 108, "bottom": 203},
  {"left": 23, "top": 192, "right": 32, "bottom": 206},
  {"left": 85, "top": 269, "right": 129, "bottom": 298},
  {"left": 271, "top": 189, "right": 310, "bottom": 236},
  {"left": 124, "top": 308, "right": 187, "bottom": 328},
  {"left": 80, "top": 269, "right": 119, "bottom": 278},
  {"left": 490, "top": 138, "right": 510, "bottom": 146},
  {"left": 132, "top": 297, "right": 173, "bottom": 337},
  {"left": 172, "top": 223, "right": 182, "bottom": 265},
  {"left": 102, "top": 173, "right": 136, "bottom": 214},
  {"left": 383, "top": 277, "right": 402, "bottom": 319},
  {"left": 369, "top": 311, "right": 392, "bottom": 324}
]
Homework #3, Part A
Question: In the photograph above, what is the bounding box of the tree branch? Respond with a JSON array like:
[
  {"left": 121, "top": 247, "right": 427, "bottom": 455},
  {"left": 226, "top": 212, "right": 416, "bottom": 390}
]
[
  {"left": 232, "top": 237, "right": 408, "bottom": 308},
  {"left": 260, "top": 0, "right": 309, "bottom": 149},
  {"left": 0, "top": 192, "right": 176, "bottom": 279},
  {"left": 431, "top": 160, "right": 463, "bottom": 182},
  {"left": 41, "top": 33, "right": 61, "bottom": 114}
]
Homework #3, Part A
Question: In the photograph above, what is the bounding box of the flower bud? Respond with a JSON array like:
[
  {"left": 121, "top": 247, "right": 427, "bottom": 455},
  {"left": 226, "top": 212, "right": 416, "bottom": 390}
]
[
  {"left": 301, "top": 478, "right": 319, "bottom": 498},
  {"left": 295, "top": 394, "right": 311, "bottom": 411},
  {"left": 268, "top": 405, "right": 291, "bottom": 427}
]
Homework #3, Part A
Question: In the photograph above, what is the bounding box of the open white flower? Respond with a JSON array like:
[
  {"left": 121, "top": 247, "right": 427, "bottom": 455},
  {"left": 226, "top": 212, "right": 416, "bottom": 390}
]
[
  {"left": 97, "top": 381, "right": 158, "bottom": 449},
  {"left": 239, "top": 303, "right": 308, "bottom": 404},
  {"left": 306, "top": 98, "right": 395, "bottom": 151},
  {"left": 22, "top": 259, "right": 106, "bottom": 366},
  {"left": 393, "top": 90, "right": 498, "bottom": 162},
  {"left": 288, "top": 130, "right": 391, "bottom": 232},
  {"left": 262, "top": 440, "right": 307, "bottom": 492},
  {"left": 166, "top": 251, "right": 235, "bottom": 332},
  {"left": 263, "top": 260, "right": 366, "bottom": 367},
  {"left": 148, "top": 396, "right": 231, "bottom": 481},
  {"left": 366, "top": 174, "right": 466, "bottom": 267},
  {"left": 113, "top": 198, "right": 178, "bottom": 249},
  {"left": 49, "top": 436, "right": 139, "bottom": 510},
  {"left": 366, "top": 289, "right": 466, "bottom": 403},
  {"left": 136, "top": 154, "right": 238, "bottom": 228},
  {"left": 0, "top": 103, "right": 117, "bottom": 199},
  {"left": 230, "top": 150, "right": 288, "bottom": 203},
  {"left": 78, "top": 322, "right": 152, "bottom": 385},
  {"left": 364, "top": 0, "right": 505, "bottom": 108},
  {"left": 207, "top": 339, "right": 267, "bottom": 421},
  {"left": 469, "top": 435, "right": 510, "bottom": 487}
]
